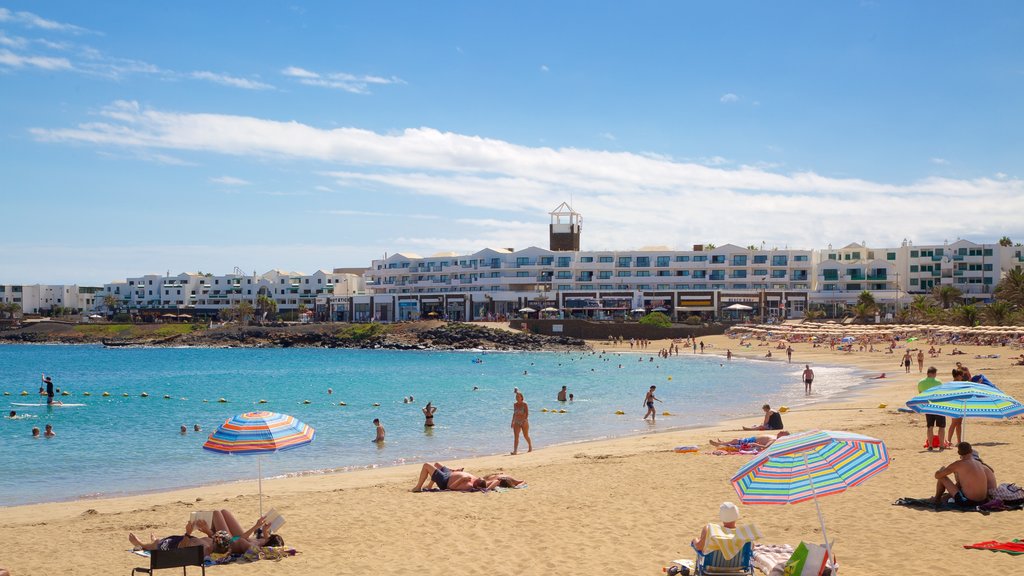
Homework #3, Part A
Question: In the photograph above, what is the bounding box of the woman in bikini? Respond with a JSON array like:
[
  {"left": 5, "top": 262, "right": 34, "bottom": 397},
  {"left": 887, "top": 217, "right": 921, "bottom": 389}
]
[
  {"left": 511, "top": 392, "right": 532, "bottom": 455},
  {"left": 422, "top": 401, "right": 437, "bottom": 427}
]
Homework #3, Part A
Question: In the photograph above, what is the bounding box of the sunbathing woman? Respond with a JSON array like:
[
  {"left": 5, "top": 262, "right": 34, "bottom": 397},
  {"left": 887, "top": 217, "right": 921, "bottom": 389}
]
[
  {"left": 206, "top": 509, "right": 284, "bottom": 552},
  {"left": 129, "top": 520, "right": 219, "bottom": 556},
  {"left": 710, "top": 431, "right": 789, "bottom": 450}
]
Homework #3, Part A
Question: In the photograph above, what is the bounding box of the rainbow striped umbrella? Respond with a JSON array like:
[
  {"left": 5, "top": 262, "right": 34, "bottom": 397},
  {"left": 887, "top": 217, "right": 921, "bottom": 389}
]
[
  {"left": 731, "top": 430, "right": 890, "bottom": 574},
  {"left": 203, "top": 411, "right": 315, "bottom": 514}
]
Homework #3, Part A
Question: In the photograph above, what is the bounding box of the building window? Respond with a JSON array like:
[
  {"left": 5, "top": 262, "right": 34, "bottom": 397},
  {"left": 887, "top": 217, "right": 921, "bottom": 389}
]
[
  {"left": 693, "top": 255, "right": 707, "bottom": 262},
  {"left": 731, "top": 255, "right": 747, "bottom": 266},
  {"left": 557, "top": 256, "right": 571, "bottom": 267},
  {"left": 753, "top": 255, "right": 767, "bottom": 264},
  {"left": 794, "top": 255, "right": 809, "bottom": 262},
  {"left": 599, "top": 256, "right": 614, "bottom": 263},
  {"left": 617, "top": 256, "right": 632, "bottom": 267},
  {"left": 635, "top": 256, "right": 650, "bottom": 267},
  {"left": 656, "top": 256, "right": 670, "bottom": 267},
  {"left": 636, "top": 271, "right": 650, "bottom": 277},
  {"left": 616, "top": 271, "right": 632, "bottom": 277},
  {"left": 711, "top": 255, "right": 726, "bottom": 264},
  {"left": 599, "top": 271, "right": 612, "bottom": 279},
  {"left": 771, "top": 255, "right": 788, "bottom": 266},
  {"left": 675, "top": 255, "right": 690, "bottom": 262}
]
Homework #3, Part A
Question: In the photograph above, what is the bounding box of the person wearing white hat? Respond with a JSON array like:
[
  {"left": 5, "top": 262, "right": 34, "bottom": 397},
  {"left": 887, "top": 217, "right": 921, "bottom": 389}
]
[{"left": 691, "top": 502, "right": 740, "bottom": 552}]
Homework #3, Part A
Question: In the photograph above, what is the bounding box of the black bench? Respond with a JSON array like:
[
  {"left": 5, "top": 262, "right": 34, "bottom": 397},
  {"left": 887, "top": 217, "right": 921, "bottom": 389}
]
[{"left": 131, "top": 545, "right": 205, "bottom": 576}]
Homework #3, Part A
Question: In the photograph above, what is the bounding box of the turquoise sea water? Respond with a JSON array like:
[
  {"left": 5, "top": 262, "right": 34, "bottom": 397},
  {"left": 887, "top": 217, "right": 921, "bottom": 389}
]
[{"left": 0, "top": 344, "right": 862, "bottom": 507}]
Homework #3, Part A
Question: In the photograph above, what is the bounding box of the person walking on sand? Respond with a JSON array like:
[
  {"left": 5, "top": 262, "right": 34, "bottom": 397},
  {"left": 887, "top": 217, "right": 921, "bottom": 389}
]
[
  {"left": 511, "top": 392, "right": 532, "bottom": 454},
  {"left": 802, "top": 365, "right": 814, "bottom": 395},
  {"left": 786, "top": 346, "right": 793, "bottom": 363},
  {"left": 643, "top": 385, "right": 662, "bottom": 421},
  {"left": 373, "top": 418, "right": 385, "bottom": 443},
  {"left": 902, "top": 351, "right": 912, "bottom": 373},
  {"left": 422, "top": 401, "right": 437, "bottom": 428},
  {"left": 917, "top": 350, "right": 925, "bottom": 373}
]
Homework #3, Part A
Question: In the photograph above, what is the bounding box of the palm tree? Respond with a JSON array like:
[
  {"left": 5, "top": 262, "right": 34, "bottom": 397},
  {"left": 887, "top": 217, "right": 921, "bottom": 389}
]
[
  {"left": 256, "top": 295, "right": 278, "bottom": 321},
  {"left": 982, "top": 301, "right": 1015, "bottom": 326},
  {"left": 909, "top": 295, "right": 934, "bottom": 322},
  {"left": 994, "top": 267, "right": 1024, "bottom": 307},
  {"left": 704, "top": 243, "right": 716, "bottom": 251},
  {"left": 932, "top": 284, "right": 963, "bottom": 309},
  {"left": 852, "top": 302, "right": 875, "bottom": 323},
  {"left": 953, "top": 304, "right": 980, "bottom": 327},
  {"left": 236, "top": 301, "right": 255, "bottom": 324},
  {"left": 856, "top": 290, "right": 877, "bottom": 309},
  {"left": 998, "top": 236, "right": 1013, "bottom": 247}
]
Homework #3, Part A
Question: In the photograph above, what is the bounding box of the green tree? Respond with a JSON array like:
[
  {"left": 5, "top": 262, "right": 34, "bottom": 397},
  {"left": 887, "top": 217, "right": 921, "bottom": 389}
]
[
  {"left": 638, "top": 311, "right": 672, "bottom": 328},
  {"left": 856, "top": 290, "right": 877, "bottom": 309},
  {"left": 953, "top": 304, "right": 980, "bottom": 327},
  {"left": 103, "top": 294, "right": 119, "bottom": 315},
  {"left": 221, "top": 301, "right": 254, "bottom": 324},
  {"left": 909, "top": 295, "right": 935, "bottom": 322},
  {"left": 256, "top": 295, "right": 278, "bottom": 321},
  {"left": 932, "top": 284, "right": 963, "bottom": 309},
  {"left": 994, "top": 267, "right": 1024, "bottom": 308},
  {"left": 982, "top": 301, "right": 1015, "bottom": 326},
  {"left": 998, "top": 236, "right": 1013, "bottom": 247},
  {"left": 704, "top": 243, "right": 716, "bottom": 251}
]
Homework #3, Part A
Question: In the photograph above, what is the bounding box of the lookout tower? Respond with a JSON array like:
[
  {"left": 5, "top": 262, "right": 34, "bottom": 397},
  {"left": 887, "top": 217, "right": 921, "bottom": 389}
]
[{"left": 549, "top": 202, "right": 582, "bottom": 251}]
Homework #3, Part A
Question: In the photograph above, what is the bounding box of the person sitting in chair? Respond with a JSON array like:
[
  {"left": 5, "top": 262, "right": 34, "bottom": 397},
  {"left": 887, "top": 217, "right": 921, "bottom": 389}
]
[{"left": 692, "top": 502, "right": 742, "bottom": 552}]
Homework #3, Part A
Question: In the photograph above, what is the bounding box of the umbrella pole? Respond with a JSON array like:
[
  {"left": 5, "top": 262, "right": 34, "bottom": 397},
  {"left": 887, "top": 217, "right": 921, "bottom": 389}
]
[
  {"left": 258, "top": 455, "right": 263, "bottom": 517},
  {"left": 803, "top": 452, "right": 837, "bottom": 574}
]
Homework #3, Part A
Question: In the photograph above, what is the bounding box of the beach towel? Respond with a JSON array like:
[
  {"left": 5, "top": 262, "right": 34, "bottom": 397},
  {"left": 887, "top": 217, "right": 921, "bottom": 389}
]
[
  {"left": 752, "top": 544, "right": 794, "bottom": 576},
  {"left": 704, "top": 522, "right": 763, "bottom": 560},
  {"left": 893, "top": 496, "right": 1024, "bottom": 513},
  {"left": 964, "top": 540, "right": 1024, "bottom": 555}
]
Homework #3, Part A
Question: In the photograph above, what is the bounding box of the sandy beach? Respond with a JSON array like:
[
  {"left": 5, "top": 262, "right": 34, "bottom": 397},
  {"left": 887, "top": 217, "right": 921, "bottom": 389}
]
[{"left": 3, "top": 333, "right": 1023, "bottom": 575}]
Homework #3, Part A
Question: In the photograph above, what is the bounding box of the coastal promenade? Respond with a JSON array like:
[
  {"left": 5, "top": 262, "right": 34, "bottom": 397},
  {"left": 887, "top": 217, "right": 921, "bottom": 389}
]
[{"left": 2, "top": 331, "right": 1022, "bottom": 575}]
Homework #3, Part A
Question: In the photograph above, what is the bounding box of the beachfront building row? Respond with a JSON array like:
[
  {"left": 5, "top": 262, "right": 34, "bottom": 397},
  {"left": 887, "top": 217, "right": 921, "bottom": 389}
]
[
  {"left": 94, "top": 269, "right": 366, "bottom": 320},
  {"left": 0, "top": 284, "right": 101, "bottom": 315},
  {"left": 352, "top": 206, "right": 1022, "bottom": 322}
]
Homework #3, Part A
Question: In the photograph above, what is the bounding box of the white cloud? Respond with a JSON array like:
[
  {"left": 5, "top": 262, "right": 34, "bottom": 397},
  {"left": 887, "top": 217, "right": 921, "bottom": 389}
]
[
  {"left": 0, "top": 8, "right": 94, "bottom": 34},
  {"left": 720, "top": 93, "right": 739, "bottom": 103},
  {"left": 28, "top": 101, "right": 1024, "bottom": 250},
  {"left": 540, "top": 64, "right": 549, "bottom": 72},
  {"left": 190, "top": 71, "right": 274, "bottom": 90},
  {"left": 281, "top": 65, "right": 404, "bottom": 94},
  {"left": 210, "top": 176, "right": 251, "bottom": 186},
  {"left": 0, "top": 48, "right": 71, "bottom": 70},
  {"left": 930, "top": 157, "right": 949, "bottom": 165},
  {"left": 599, "top": 132, "right": 616, "bottom": 141}
]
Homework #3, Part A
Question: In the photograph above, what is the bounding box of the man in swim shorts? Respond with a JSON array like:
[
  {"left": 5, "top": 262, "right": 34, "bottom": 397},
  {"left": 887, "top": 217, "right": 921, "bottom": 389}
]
[
  {"left": 934, "top": 441, "right": 990, "bottom": 508},
  {"left": 917, "top": 366, "right": 946, "bottom": 450},
  {"left": 802, "top": 365, "right": 814, "bottom": 395},
  {"left": 412, "top": 462, "right": 488, "bottom": 492}
]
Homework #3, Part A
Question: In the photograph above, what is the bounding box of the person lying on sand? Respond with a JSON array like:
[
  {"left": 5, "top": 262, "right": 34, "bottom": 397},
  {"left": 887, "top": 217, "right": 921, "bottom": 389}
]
[
  {"left": 129, "top": 510, "right": 282, "bottom": 557},
  {"left": 412, "top": 462, "right": 493, "bottom": 492},
  {"left": 710, "top": 431, "right": 789, "bottom": 450},
  {"left": 482, "top": 473, "right": 526, "bottom": 489},
  {"left": 129, "top": 520, "right": 221, "bottom": 556}
]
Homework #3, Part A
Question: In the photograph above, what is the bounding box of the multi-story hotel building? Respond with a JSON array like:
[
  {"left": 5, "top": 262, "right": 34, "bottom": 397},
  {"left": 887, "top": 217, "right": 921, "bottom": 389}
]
[
  {"left": 95, "top": 269, "right": 365, "bottom": 319},
  {"left": 82, "top": 204, "right": 1022, "bottom": 323},
  {"left": 0, "top": 284, "right": 100, "bottom": 315}
]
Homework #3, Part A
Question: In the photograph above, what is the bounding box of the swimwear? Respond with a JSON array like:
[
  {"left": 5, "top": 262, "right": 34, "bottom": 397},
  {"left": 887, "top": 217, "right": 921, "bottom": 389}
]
[
  {"left": 431, "top": 466, "right": 452, "bottom": 490},
  {"left": 953, "top": 490, "right": 986, "bottom": 508},
  {"left": 646, "top": 401, "right": 655, "bottom": 410},
  {"left": 739, "top": 436, "right": 756, "bottom": 445},
  {"left": 157, "top": 535, "right": 185, "bottom": 551},
  {"left": 925, "top": 414, "right": 946, "bottom": 428}
]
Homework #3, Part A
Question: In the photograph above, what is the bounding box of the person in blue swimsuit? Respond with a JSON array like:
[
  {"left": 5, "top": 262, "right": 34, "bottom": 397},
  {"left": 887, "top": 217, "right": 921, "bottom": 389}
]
[{"left": 710, "top": 431, "right": 789, "bottom": 449}]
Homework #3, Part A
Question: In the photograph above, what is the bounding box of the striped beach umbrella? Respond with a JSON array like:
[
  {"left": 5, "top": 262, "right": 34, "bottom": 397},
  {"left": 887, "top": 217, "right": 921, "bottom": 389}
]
[
  {"left": 905, "top": 381, "right": 1024, "bottom": 441},
  {"left": 204, "top": 411, "right": 315, "bottom": 514},
  {"left": 731, "top": 430, "right": 890, "bottom": 574}
]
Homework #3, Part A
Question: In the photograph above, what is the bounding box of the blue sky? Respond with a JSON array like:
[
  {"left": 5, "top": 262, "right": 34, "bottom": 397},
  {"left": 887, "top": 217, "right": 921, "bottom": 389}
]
[{"left": 2, "top": 1, "right": 1022, "bottom": 284}]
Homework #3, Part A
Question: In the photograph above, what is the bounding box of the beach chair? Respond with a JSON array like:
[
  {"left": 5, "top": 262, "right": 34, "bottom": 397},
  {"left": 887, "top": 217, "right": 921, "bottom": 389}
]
[
  {"left": 131, "top": 545, "right": 205, "bottom": 576},
  {"left": 691, "top": 540, "right": 754, "bottom": 575}
]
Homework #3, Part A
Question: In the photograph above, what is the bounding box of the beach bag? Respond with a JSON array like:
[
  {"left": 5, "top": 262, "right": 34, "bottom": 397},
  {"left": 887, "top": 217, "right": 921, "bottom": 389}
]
[
  {"left": 994, "top": 483, "right": 1024, "bottom": 502},
  {"left": 783, "top": 542, "right": 831, "bottom": 576}
]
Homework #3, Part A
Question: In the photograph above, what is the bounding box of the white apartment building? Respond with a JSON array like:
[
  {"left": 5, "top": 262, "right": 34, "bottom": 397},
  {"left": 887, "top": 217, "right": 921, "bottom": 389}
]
[
  {"left": 95, "top": 269, "right": 365, "bottom": 319},
  {"left": 0, "top": 284, "right": 100, "bottom": 315}
]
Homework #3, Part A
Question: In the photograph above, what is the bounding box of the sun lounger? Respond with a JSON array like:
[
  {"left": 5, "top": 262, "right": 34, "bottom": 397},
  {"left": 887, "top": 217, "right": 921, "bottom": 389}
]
[
  {"left": 132, "top": 545, "right": 205, "bottom": 575},
  {"left": 691, "top": 540, "right": 754, "bottom": 575}
]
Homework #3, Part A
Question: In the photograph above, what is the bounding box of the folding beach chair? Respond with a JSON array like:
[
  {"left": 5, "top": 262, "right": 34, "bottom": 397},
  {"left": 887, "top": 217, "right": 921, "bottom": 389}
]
[
  {"left": 691, "top": 540, "right": 754, "bottom": 576},
  {"left": 131, "top": 545, "right": 205, "bottom": 576}
]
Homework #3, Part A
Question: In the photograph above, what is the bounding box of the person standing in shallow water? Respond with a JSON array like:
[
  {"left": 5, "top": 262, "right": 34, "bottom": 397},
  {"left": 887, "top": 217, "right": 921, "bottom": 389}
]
[
  {"left": 643, "top": 385, "right": 662, "bottom": 421},
  {"left": 422, "top": 401, "right": 437, "bottom": 427},
  {"left": 511, "top": 392, "right": 532, "bottom": 454}
]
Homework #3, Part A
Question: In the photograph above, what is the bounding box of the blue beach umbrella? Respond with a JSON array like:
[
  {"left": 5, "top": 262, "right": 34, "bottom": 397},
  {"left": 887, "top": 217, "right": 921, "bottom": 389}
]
[
  {"left": 203, "top": 411, "right": 316, "bottom": 515},
  {"left": 905, "top": 381, "right": 1024, "bottom": 440}
]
